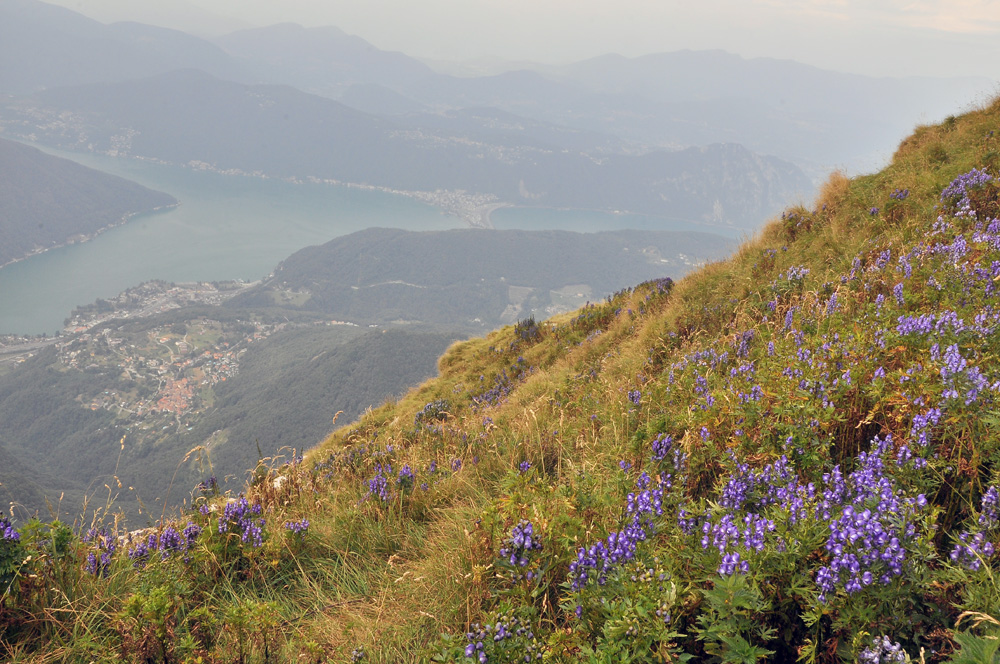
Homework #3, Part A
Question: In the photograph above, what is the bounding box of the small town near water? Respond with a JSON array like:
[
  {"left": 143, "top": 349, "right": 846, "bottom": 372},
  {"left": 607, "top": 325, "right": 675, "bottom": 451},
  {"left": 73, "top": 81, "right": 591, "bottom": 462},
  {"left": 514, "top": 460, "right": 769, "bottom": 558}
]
[{"left": 0, "top": 280, "right": 356, "bottom": 433}]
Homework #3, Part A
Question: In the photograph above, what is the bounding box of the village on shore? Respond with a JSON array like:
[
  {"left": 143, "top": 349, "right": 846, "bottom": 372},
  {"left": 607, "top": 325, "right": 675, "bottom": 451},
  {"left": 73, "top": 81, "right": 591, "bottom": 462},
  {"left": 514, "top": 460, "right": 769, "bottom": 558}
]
[{"left": 0, "top": 279, "right": 364, "bottom": 435}]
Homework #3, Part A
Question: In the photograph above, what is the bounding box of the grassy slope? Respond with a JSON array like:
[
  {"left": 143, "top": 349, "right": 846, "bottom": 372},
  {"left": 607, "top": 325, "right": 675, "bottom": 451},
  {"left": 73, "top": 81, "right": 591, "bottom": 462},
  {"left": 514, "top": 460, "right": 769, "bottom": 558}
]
[{"left": 3, "top": 99, "right": 1000, "bottom": 663}]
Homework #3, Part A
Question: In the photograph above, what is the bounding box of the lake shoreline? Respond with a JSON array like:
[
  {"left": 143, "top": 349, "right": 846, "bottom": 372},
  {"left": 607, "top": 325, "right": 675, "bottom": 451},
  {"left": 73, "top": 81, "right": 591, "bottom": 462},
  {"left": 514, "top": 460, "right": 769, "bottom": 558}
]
[
  {"left": 0, "top": 145, "right": 744, "bottom": 336},
  {"left": 0, "top": 201, "right": 180, "bottom": 271},
  {"left": 0, "top": 153, "right": 461, "bottom": 336}
]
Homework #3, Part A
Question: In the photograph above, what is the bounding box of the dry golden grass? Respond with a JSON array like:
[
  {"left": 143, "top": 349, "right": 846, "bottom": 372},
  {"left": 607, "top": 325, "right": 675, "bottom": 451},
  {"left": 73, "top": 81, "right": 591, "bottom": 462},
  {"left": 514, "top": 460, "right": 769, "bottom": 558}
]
[{"left": 815, "top": 170, "right": 851, "bottom": 215}]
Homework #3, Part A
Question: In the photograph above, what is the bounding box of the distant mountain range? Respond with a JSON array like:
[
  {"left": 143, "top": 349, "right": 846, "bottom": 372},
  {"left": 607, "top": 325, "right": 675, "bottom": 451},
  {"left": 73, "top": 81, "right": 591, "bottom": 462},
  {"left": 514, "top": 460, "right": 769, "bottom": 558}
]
[
  {"left": 4, "top": 0, "right": 988, "bottom": 178},
  {"left": 1, "top": 69, "right": 812, "bottom": 229},
  {"left": 1, "top": 0, "right": 991, "bottom": 234},
  {"left": 0, "top": 0, "right": 248, "bottom": 93},
  {"left": 0, "top": 137, "right": 176, "bottom": 266},
  {"left": 213, "top": 23, "right": 436, "bottom": 99},
  {"left": 205, "top": 30, "right": 991, "bottom": 173}
]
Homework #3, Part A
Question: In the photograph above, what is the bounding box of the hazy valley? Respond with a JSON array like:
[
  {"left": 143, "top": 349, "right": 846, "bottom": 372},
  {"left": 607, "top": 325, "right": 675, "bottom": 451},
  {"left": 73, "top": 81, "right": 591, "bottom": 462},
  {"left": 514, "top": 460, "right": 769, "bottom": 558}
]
[{"left": 1, "top": 0, "right": 1000, "bottom": 661}]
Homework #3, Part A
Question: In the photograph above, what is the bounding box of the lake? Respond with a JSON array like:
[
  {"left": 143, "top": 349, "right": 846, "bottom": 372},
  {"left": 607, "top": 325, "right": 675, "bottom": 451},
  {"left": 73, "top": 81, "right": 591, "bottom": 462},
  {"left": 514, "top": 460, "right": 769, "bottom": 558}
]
[
  {"left": 1, "top": 148, "right": 742, "bottom": 335},
  {"left": 0, "top": 150, "right": 461, "bottom": 334}
]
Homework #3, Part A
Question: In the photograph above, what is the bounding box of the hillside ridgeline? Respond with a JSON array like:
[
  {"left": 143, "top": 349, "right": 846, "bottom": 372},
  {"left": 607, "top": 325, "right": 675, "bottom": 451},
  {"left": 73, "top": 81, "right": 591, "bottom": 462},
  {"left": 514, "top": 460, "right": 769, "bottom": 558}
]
[{"left": 232, "top": 227, "right": 733, "bottom": 326}]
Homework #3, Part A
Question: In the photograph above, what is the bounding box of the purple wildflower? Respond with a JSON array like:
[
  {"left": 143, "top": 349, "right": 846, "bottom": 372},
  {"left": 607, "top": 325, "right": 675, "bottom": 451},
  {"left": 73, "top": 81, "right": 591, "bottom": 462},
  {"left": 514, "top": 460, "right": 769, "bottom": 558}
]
[
  {"left": 979, "top": 486, "right": 1000, "bottom": 528},
  {"left": 1, "top": 517, "right": 19, "bottom": 543},
  {"left": 859, "top": 636, "right": 907, "bottom": 663},
  {"left": 950, "top": 531, "right": 995, "bottom": 571},
  {"left": 284, "top": 519, "right": 310, "bottom": 539},
  {"left": 500, "top": 520, "right": 542, "bottom": 569},
  {"left": 83, "top": 525, "right": 116, "bottom": 576},
  {"left": 218, "top": 496, "right": 266, "bottom": 548},
  {"left": 397, "top": 464, "right": 415, "bottom": 490}
]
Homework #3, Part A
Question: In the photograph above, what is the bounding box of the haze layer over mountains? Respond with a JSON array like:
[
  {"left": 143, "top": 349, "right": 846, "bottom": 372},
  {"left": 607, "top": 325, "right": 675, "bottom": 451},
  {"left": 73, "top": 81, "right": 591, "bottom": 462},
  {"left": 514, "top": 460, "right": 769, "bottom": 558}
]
[{"left": 1, "top": 0, "right": 991, "bottom": 242}]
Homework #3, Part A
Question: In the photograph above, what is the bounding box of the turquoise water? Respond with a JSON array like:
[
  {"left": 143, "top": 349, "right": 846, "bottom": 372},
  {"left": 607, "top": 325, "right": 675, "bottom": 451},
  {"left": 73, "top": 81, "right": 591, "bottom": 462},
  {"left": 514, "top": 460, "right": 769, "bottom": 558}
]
[
  {"left": 0, "top": 150, "right": 461, "bottom": 334},
  {"left": 1, "top": 148, "right": 745, "bottom": 335}
]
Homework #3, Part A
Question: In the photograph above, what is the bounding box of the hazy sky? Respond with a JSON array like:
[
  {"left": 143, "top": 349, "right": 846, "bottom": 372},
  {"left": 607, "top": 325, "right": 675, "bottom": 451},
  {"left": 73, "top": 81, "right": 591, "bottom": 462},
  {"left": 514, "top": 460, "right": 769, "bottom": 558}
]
[{"left": 43, "top": 0, "right": 1000, "bottom": 79}]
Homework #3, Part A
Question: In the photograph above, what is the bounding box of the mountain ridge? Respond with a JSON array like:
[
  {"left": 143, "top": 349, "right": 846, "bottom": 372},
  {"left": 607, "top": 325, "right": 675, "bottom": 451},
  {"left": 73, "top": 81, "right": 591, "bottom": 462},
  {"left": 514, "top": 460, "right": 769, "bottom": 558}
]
[{"left": 0, "top": 0, "right": 249, "bottom": 93}]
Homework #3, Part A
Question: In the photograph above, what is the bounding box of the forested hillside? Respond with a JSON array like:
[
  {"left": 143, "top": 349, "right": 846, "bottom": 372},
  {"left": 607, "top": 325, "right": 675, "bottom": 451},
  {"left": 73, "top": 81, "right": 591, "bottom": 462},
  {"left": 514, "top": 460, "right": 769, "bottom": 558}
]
[
  {"left": 0, "top": 316, "right": 455, "bottom": 521},
  {"left": 0, "top": 138, "right": 175, "bottom": 266},
  {"left": 232, "top": 227, "right": 734, "bottom": 326}
]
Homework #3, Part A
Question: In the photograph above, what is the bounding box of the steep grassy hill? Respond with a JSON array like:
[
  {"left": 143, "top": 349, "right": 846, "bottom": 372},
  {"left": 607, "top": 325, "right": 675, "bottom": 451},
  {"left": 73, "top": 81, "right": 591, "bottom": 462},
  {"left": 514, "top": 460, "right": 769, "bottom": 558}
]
[{"left": 4, "top": 100, "right": 1000, "bottom": 662}]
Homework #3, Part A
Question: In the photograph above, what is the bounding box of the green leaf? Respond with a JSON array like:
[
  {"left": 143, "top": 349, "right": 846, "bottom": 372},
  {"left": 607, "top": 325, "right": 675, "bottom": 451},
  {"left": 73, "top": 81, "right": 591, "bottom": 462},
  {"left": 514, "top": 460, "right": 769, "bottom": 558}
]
[{"left": 948, "top": 631, "right": 1000, "bottom": 664}]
